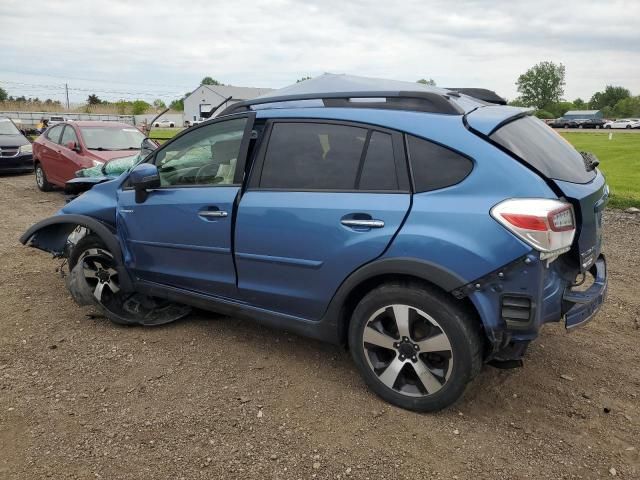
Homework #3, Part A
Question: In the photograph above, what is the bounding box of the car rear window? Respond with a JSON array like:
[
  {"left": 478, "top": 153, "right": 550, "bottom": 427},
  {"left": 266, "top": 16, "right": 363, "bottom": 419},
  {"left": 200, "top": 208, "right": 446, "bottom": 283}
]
[{"left": 490, "top": 116, "right": 596, "bottom": 184}]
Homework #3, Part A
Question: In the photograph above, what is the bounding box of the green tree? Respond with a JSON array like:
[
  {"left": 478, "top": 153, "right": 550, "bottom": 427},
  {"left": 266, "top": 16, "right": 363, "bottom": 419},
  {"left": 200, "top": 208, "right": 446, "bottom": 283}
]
[
  {"left": 515, "top": 61, "right": 566, "bottom": 110},
  {"left": 169, "top": 98, "right": 184, "bottom": 111},
  {"left": 296, "top": 76, "right": 312, "bottom": 83},
  {"left": 612, "top": 96, "right": 640, "bottom": 117},
  {"left": 416, "top": 78, "right": 436, "bottom": 86},
  {"left": 547, "top": 101, "right": 574, "bottom": 118},
  {"left": 153, "top": 99, "right": 167, "bottom": 110},
  {"left": 131, "top": 100, "right": 150, "bottom": 115},
  {"left": 572, "top": 98, "right": 586, "bottom": 109},
  {"left": 115, "top": 100, "right": 128, "bottom": 115},
  {"left": 87, "top": 94, "right": 102, "bottom": 105},
  {"left": 589, "top": 85, "right": 631, "bottom": 110},
  {"left": 0, "top": 87, "right": 7, "bottom": 102},
  {"left": 201, "top": 76, "right": 222, "bottom": 86},
  {"left": 534, "top": 110, "right": 555, "bottom": 119},
  {"left": 507, "top": 97, "right": 529, "bottom": 107}
]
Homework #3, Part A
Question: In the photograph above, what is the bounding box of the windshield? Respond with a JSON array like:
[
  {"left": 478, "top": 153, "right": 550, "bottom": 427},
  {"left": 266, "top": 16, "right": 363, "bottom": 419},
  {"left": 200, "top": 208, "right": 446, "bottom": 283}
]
[
  {"left": 79, "top": 126, "right": 146, "bottom": 150},
  {"left": 490, "top": 115, "right": 596, "bottom": 184},
  {"left": 0, "top": 119, "right": 22, "bottom": 135}
]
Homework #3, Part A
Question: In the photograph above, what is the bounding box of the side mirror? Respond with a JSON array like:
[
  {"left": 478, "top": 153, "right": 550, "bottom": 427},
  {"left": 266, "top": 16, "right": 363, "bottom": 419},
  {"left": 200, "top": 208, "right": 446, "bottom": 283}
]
[
  {"left": 140, "top": 138, "right": 159, "bottom": 158},
  {"left": 130, "top": 163, "right": 160, "bottom": 203},
  {"left": 66, "top": 140, "right": 80, "bottom": 152}
]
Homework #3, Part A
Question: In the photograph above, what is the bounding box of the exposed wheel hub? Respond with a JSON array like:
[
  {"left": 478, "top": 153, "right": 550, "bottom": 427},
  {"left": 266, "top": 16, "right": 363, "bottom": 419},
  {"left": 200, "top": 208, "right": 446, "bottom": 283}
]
[{"left": 96, "top": 269, "right": 111, "bottom": 283}]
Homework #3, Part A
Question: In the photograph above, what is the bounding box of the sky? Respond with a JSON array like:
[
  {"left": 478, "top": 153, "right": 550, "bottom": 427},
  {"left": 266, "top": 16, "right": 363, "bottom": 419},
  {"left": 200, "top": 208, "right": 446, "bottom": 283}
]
[{"left": 1, "top": 0, "right": 638, "bottom": 105}]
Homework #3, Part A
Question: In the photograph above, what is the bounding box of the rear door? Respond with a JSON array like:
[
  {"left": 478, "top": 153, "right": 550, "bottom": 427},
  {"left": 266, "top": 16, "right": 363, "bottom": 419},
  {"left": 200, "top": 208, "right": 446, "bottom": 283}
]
[
  {"left": 37, "top": 124, "right": 65, "bottom": 184},
  {"left": 234, "top": 120, "right": 411, "bottom": 320}
]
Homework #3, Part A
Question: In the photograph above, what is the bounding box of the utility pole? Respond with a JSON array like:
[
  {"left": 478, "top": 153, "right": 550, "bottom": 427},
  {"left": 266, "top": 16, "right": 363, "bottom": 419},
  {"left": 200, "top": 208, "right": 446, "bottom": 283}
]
[{"left": 65, "top": 83, "right": 70, "bottom": 110}]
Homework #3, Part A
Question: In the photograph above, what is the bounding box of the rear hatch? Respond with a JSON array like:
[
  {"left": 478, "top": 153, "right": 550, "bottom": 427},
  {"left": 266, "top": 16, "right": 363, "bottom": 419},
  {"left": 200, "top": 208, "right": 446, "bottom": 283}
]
[{"left": 467, "top": 108, "right": 608, "bottom": 271}]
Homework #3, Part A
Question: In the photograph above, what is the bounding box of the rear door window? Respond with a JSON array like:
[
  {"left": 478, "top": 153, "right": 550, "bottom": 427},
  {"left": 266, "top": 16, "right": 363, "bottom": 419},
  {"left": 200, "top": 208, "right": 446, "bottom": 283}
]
[
  {"left": 490, "top": 115, "right": 596, "bottom": 184},
  {"left": 358, "top": 132, "right": 399, "bottom": 190},
  {"left": 258, "top": 122, "right": 366, "bottom": 190},
  {"left": 407, "top": 135, "right": 473, "bottom": 192},
  {"left": 257, "top": 122, "right": 408, "bottom": 191}
]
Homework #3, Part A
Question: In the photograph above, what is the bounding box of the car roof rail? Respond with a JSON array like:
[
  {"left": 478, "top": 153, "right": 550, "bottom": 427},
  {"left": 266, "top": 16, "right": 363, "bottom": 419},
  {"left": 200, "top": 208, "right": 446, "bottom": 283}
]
[
  {"left": 445, "top": 88, "right": 507, "bottom": 105},
  {"left": 219, "top": 90, "right": 465, "bottom": 116}
]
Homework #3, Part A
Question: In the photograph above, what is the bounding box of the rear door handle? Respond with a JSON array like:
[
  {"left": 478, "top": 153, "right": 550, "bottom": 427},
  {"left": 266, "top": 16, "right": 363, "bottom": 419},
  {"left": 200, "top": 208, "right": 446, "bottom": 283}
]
[
  {"left": 198, "top": 210, "right": 228, "bottom": 218},
  {"left": 341, "top": 219, "right": 385, "bottom": 228}
]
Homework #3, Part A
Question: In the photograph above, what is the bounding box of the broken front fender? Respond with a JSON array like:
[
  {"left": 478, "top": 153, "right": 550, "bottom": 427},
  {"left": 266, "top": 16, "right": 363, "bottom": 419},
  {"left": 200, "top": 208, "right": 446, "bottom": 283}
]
[{"left": 20, "top": 214, "right": 134, "bottom": 292}]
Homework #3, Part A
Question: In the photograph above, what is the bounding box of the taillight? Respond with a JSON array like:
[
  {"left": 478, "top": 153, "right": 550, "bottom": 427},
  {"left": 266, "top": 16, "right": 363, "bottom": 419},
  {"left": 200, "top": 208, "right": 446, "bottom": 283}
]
[{"left": 491, "top": 199, "right": 576, "bottom": 259}]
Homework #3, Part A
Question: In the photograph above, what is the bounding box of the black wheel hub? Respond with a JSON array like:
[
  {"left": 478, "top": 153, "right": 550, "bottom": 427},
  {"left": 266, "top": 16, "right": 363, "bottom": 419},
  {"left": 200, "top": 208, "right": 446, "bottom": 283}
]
[
  {"left": 96, "top": 269, "right": 111, "bottom": 283},
  {"left": 395, "top": 337, "right": 419, "bottom": 362}
]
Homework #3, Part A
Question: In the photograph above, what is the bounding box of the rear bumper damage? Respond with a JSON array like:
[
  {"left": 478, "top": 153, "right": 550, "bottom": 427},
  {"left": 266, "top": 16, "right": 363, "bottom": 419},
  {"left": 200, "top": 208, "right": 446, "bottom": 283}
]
[{"left": 455, "top": 252, "right": 607, "bottom": 365}]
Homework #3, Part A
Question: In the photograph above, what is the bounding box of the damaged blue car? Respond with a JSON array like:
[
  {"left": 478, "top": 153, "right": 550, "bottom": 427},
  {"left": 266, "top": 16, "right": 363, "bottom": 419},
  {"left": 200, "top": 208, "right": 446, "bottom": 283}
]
[{"left": 21, "top": 75, "right": 608, "bottom": 412}]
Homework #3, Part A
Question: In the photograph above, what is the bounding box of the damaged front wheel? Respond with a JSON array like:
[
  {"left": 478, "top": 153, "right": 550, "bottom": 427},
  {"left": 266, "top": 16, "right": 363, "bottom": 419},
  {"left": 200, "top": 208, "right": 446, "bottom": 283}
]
[{"left": 68, "top": 235, "right": 191, "bottom": 326}]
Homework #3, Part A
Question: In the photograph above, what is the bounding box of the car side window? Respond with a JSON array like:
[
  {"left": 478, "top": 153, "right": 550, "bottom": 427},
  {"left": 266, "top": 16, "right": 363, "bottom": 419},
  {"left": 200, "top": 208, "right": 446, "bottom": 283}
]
[
  {"left": 154, "top": 118, "right": 247, "bottom": 187},
  {"left": 358, "top": 132, "right": 398, "bottom": 190},
  {"left": 407, "top": 135, "right": 473, "bottom": 192},
  {"left": 259, "top": 122, "right": 370, "bottom": 190},
  {"left": 45, "top": 125, "right": 64, "bottom": 144},
  {"left": 60, "top": 126, "right": 79, "bottom": 147}
]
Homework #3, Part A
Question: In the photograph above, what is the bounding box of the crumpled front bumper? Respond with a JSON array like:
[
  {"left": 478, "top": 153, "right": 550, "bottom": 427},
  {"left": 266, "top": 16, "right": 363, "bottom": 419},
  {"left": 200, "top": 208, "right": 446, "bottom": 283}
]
[{"left": 563, "top": 255, "right": 607, "bottom": 329}]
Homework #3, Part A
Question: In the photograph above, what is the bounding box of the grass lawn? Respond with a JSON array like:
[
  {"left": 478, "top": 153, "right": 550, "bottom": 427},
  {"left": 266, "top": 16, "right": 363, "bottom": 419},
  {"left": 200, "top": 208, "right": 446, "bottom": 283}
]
[
  {"left": 148, "top": 128, "right": 183, "bottom": 142},
  {"left": 561, "top": 132, "right": 640, "bottom": 209},
  {"left": 141, "top": 127, "right": 639, "bottom": 209}
]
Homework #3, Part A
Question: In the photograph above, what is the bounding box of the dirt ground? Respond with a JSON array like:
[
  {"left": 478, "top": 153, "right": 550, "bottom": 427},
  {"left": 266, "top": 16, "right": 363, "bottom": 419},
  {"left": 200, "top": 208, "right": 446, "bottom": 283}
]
[{"left": 0, "top": 173, "right": 638, "bottom": 480}]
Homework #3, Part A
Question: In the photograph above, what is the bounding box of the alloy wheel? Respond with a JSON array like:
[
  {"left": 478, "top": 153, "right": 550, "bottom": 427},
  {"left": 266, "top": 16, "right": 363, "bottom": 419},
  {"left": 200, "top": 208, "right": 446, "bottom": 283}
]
[
  {"left": 80, "top": 247, "right": 120, "bottom": 302},
  {"left": 362, "top": 304, "right": 453, "bottom": 397}
]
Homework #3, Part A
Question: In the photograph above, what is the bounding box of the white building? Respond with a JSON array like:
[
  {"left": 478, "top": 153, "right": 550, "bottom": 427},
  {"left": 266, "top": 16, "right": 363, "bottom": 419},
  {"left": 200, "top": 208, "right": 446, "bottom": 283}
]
[{"left": 183, "top": 84, "right": 273, "bottom": 124}]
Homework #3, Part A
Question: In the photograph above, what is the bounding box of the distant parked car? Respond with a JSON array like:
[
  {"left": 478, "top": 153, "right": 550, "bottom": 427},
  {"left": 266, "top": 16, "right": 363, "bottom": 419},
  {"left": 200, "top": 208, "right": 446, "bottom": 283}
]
[
  {"left": 0, "top": 117, "right": 33, "bottom": 174},
  {"left": 604, "top": 118, "right": 640, "bottom": 129},
  {"left": 48, "top": 115, "right": 68, "bottom": 126},
  {"left": 153, "top": 119, "right": 176, "bottom": 128},
  {"left": 32, "top": 121, "right": 147, "bottom": 191},
  {"left": 549, "top": 118, "right": 579, "bottom": 129},
  {"left": 577, "top": 118, "right": 606, "bottom": 129}
]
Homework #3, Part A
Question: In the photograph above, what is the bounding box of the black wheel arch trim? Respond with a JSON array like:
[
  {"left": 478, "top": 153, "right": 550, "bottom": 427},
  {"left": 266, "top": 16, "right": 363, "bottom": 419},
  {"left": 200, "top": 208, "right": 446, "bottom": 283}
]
[
  {"left": 321, "top": 257, "right": 468, "bottom": 343},
  {"left": 19, "top": 214, "right": 134, "bottom": 291}
]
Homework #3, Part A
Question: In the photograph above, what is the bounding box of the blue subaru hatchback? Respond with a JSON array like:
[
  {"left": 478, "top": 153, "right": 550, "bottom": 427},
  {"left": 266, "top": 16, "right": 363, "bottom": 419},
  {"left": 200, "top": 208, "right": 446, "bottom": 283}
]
[{"left": 21, "top": 75, "right": 608, "bottom": 412}]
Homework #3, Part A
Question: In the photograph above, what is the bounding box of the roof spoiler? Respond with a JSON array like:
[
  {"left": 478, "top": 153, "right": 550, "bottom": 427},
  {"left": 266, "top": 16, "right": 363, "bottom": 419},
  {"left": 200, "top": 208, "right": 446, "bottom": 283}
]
[{"left": 445, "top": 88, "right": 507, "bottom": 105}]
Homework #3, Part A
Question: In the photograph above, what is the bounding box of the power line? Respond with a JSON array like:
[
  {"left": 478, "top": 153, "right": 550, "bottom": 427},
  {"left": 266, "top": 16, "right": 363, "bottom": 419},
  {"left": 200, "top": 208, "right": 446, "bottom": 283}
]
[
  {"left": 0, "top": 69, "right": 196, "bottom": 91},
  {"left": 0, "top": 80, "right": 187, "bottom": 99}
]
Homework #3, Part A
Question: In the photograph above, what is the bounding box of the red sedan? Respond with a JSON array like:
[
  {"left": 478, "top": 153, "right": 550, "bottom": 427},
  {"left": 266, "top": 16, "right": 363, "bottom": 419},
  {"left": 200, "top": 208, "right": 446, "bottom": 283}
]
[{"left": 33, "top": 121, "right": 147, "bottom": 191}]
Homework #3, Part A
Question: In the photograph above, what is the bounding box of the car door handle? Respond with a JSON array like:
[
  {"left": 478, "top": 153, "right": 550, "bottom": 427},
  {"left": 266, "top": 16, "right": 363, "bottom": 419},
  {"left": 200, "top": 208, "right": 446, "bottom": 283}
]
[
  {"left": 198, "top": 210, "right": 228, "bottom": 218},
  {"left": 341, "top": 219, "right": 385, "bottom": 228}
]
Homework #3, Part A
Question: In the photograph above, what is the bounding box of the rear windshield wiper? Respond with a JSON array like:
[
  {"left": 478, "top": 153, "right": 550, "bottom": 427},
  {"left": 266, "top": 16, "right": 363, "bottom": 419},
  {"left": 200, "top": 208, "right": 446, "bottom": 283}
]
[
  {"left": 580, "top": 151, "right": 600, "bottom": 172},
  {"left": 88, "top": 147, "right": 115, "bottom": 151}
]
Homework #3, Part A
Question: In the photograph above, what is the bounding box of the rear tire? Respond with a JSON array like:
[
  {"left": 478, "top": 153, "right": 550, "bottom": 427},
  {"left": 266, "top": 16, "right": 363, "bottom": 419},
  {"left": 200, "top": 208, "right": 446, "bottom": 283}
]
[
  {"left": 348, "top": 282, "right": 483, "bottom": 412},
  {"left": 34, "top": 162, "right": 52, "bottom": 192}
]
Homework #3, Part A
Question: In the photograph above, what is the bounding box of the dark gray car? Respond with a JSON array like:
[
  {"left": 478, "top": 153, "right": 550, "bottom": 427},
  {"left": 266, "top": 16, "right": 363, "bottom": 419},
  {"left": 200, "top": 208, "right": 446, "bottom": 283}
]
[{"left": 0, "top": 117, "right": 33, "bottom": 174}]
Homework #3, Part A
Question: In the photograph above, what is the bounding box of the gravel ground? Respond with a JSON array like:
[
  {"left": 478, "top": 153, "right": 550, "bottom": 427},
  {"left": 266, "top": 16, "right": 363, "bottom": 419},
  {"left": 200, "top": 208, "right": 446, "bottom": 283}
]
[{"left": 1, "top": 173, "right": 638, "bottom": 479}]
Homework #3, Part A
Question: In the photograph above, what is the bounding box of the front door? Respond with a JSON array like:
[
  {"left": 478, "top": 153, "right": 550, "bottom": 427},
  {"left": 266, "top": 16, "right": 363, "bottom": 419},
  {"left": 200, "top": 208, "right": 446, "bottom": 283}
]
[
  {"left": 117, "top": 114, "right": 254, "bottom": 298},
  {"left": 235, "top": 120, "right": 411, "bottom": 320},
  {"left": 56, "top": 125, "right": 84, "bottom": 182}
]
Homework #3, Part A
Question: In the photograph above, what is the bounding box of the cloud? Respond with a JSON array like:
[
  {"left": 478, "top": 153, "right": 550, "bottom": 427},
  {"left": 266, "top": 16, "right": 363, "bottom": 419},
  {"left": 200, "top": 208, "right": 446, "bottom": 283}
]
[{"left": 0, "top": 0, "right": 638, "bottom": 103}]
